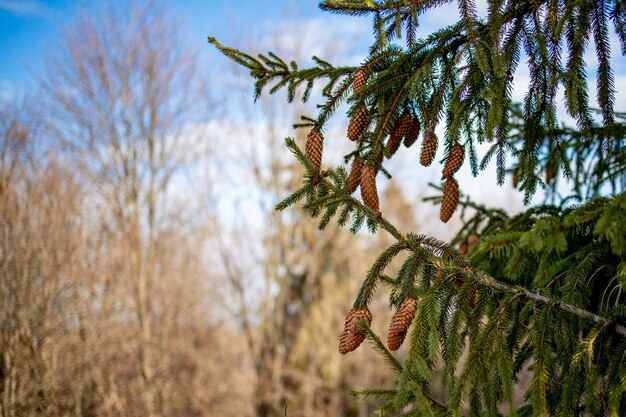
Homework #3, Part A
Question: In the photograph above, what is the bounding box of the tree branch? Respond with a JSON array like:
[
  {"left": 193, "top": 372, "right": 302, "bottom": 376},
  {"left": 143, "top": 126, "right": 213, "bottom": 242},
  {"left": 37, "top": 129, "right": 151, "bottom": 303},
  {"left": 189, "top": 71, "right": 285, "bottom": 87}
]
[{"left": 310, "top": 158, "right": 626, "bottom": 339}]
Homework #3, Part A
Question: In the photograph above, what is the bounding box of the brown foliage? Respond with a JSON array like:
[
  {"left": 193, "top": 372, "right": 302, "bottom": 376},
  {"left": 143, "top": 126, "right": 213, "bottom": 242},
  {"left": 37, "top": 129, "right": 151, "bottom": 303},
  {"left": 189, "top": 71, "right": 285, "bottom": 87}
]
[{"left": 0, "top": 3, "right": 432, "bottom": 417}]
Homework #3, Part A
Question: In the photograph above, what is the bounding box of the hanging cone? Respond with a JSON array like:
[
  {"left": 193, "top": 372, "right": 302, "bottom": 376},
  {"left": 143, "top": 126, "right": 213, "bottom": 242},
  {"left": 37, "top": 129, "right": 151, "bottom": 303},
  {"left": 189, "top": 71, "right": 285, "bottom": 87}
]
[
  {"left": 347, "top": 156, "right": 364, "bottom": 194},
  {"left": 347, "top": 105, "right": 369, "bottom": 141},
  {"left": 403, "top": 115, "right": 421, "bottom": 148},
  {"left": 545, "top": 164, "right": 556, "bottom": 184},
  {"left": 469, "top": 288, "right": 479, "bottom": 308},
  {"left": 385, "top": 132, "right": 403, "bottom": 157},
  {"left": 338, "top": 307, "right": 372, "bottom": 354},
  {"left": 387, "top": 298, "right": 418, "bottom": 351},
  {"left": 386, "top": 112, "right": 411, "bottom": 157},
  {"left": 360, "top": 163, "right": 380, "bottom": 214},
  {"left": 440, "top": 177, "right": 460, "bottom": 223},
  {"left": 512, "top": 167, "right": 519, "bottom": 189},
  {"left": 305, "top": 128, "right": 324, "bottom": 169},
  {"left": 459, "top": 241, "right": 469, "bottom": 255},
  {"left": 420, "top": 128, "right": 438, "bottom": 166},
  {"left": 442, "top": 143, "right": 465, "bottom": 178},
  {"left": 353, "top": 68, "right": 367, "bottom": 93},
  {"left": 467, "top": 233, "right": 479, "bottom": 252}
]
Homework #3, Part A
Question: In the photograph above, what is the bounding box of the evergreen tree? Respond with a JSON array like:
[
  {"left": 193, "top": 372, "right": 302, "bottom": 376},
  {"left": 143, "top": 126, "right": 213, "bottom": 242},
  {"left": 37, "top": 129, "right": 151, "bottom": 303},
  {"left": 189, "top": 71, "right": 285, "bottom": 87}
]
[{"left": 210, "top": 0, "right": 626, "bottom": 415}]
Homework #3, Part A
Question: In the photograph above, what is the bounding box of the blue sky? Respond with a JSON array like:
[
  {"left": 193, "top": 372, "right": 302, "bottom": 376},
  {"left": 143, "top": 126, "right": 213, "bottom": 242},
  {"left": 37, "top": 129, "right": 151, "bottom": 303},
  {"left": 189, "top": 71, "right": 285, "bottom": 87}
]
[
  {"left": 1, "top": 0, "right": 624, "bottom": 218},
  {"left": 1, "top": 1, "right": 624, "bottom": 113},
  {"left": 0, "top": 0, "right": 355, "bottom": 98}
]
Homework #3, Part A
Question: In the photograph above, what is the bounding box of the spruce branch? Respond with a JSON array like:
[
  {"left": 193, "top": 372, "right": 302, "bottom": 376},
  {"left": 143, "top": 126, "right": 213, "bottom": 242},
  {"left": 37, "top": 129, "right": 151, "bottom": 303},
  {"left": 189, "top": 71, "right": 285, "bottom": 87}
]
[
  {"left": 320, "top": 0, "right": 432, "bottom": 15},
  {"left": 212, "top": 1, "right": 626, "bottom": 413},
  {"left": 359, "top": 321, "right": 404, "bottom": 374},
  {"left": 208, "top": 36, "right": 353, "bottom": 103},
  {"left": 478, "top": 274, "right": 626, "bottom": 337},
  {"left": 280, "top": 137, "right": 626, "bottom": 339},
  {"left": 381, "top": 214, "right": 626, "bottom": 339},
  {"left": 349, "top": 388, "right": 397, "bottom": 401}
]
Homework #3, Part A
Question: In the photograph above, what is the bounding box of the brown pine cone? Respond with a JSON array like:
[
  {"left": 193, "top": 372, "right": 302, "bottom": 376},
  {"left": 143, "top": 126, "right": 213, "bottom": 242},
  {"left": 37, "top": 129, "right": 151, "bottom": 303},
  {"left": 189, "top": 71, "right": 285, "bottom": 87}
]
[
  {"left": 386, "top": 113, "right": 411, "bottom": 157},
  {"left": 347, "top": 105, "right": 369, "bottom": 141},
  {"left": 442, "top": 143, "right": 465, "bottom": 178},
  {"left": 420, "top": 128, "right": 438, "bottom": 167},
  {"left": 385, "top": 132, "right": 403, "bottom": 158},
  {"left": 545, "top": 164, "right": 556, "bottom": 184},
  {"left": 360, "top": 163, "right": 380, "bottom": 214},
  {"left": 512, "top": 167, "right": 519, "bottom": 188},
  {"left": 467, "top": 233, "right": 479, "bottom": 251},
  {"left": 347, "top": 156, "right": 363, "bottom": 194},
  {"left": 338, "top": 307, "right": 372, "bottom": 354},
  {"left": 353, "top": 68, "right": 367, "bottom": 93},
  {"left": 469, "top": 288, "right": 479, "bottom": 308},
  {"left": 403, "top": 115, "right": 421, "bottom": 148},
  {"left": 459, "top": 241, "right": 469, "bottom": 255},
  {"left": 387, "top": 298, "right": 418, "bottom": 351},
  {"left": 386, "top": 112, "right": 411, "bottom": 158},
  {"left": 305, "top": 129, "right": 324, "bottom": 169},
  {"left": 440, "top": 177, "right": 460, "bottom": 223}
]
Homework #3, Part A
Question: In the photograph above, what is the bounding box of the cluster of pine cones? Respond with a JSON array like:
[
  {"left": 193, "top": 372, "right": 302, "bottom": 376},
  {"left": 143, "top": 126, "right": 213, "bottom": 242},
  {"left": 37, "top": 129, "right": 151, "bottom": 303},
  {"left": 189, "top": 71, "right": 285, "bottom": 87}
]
[
  {"left": 338, "top": 233, "right": 481, "bottom": 355},
  {"left": 338, "top": 298, "right": 418, "bottom": 354},
  {"left": 304, "top": 67, "right": 465, "bottom": 222}
]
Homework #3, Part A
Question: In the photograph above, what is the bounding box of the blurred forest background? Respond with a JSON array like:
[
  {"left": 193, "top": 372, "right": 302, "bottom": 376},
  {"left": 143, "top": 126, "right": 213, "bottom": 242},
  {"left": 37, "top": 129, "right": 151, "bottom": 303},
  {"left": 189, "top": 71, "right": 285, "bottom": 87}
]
[{"left": 0, "top": 1, "right": 534, "bottom": 416}]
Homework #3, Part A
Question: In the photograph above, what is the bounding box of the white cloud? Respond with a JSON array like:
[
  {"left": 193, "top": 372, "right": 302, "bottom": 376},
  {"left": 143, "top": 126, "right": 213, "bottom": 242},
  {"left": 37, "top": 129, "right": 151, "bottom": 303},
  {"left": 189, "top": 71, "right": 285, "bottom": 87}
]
[
  {"left": 258, "top": 16, "right": 370, "bottom": 66},
  {"left": 0, "top": 0, "right": 52, "bottom": 18}
]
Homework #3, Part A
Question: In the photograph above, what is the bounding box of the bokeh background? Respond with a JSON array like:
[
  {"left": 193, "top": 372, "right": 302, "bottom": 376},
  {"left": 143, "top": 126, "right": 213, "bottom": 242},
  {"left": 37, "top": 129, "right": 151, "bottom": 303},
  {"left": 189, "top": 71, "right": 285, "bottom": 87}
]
[{"left": 1, "top": 1, "right": 623, "bottom": 416}]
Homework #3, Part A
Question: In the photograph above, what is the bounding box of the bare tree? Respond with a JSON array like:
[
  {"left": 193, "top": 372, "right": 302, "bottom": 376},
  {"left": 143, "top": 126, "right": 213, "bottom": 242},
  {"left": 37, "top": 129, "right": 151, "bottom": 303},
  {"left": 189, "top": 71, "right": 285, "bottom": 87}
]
[
  {"left": 0, "top": 100, "right": 89, "bottom": 417},
  {"left": 1, "top": 3, "right": 446, "bottom": 416},
  {"left": 42, "top": 2, "right": 214, "bottom": 416}
]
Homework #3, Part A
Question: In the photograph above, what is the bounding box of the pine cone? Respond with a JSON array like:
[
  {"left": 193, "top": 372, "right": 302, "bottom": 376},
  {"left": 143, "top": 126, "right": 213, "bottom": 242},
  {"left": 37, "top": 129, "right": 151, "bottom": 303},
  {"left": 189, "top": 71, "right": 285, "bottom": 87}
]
[
  {"left": 469, "top": 288, "right": 479, "bottom": 309},
  {"left": 347, "top": 156, "right": 363, "bottom": 194},
  {"left": 360, "top": 163, "right": 380, "bottom": 214},
  {"left": 459, "top": 241, "right": 469, "bottom": 255},
  {"left": 305, "top": 129, "right": 324, "bottom": 169},
  {"left": 512, "top": 168, "right": 519, "bottom": 188},
  {"left": 420, "top": 128, "right": 438, "bottom": 166},
  {"left": 385, "top": 132, "right": 403, "bottom": 158},
  {"left": 386, "top": 113, "right": 411, "bottom": 157},
  {"left": 347, "top": 105, "right": 369, "bottom": 141},
  {"left": 353, "top": 68, "right": 367, "bottom": 93},
  {"left": 387, "top": 298, "right": 417, "bottom": 351},
  {"left": 546, "top": 164, "right": 556, "bottom": 184},
  {"left": 403, "top": 115, "right": 421, "bottom": 148},
  {"left": 338, "top": 307, "right": 372, "bottom": 354},
  {"left": 440, "top": 177, "right": 460, "bottom": 223},
  {"left": 467, "top": 233, "right": 479, "bottom": 251},
  {"left": 442, "top": 143, "right": 465, "bottom": 178}
]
